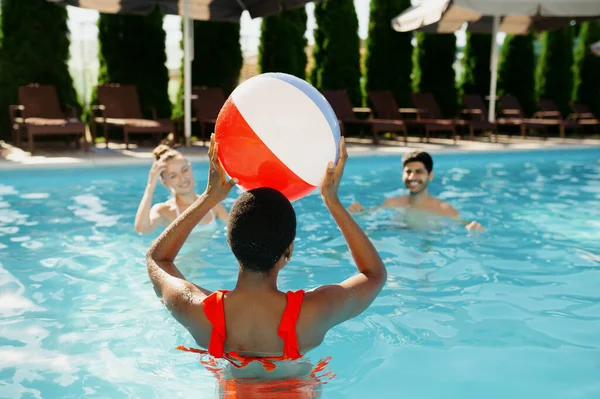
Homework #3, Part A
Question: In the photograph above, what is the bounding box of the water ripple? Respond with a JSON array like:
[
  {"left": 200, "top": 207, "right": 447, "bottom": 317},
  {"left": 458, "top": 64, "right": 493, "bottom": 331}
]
[{"left": 1, "top": 151, "right": 600, "bottom": 398}]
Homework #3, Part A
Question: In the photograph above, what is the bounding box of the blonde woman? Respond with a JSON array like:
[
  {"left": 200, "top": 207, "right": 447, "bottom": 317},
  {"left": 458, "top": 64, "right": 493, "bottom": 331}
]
[{"left": 134, "top": 145, "right": 228, "bottom": 234}]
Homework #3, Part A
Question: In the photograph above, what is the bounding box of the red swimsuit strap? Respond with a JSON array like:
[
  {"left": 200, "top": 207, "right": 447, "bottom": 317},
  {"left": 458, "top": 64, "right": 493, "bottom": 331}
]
[
  {"left": 200, "top": 289, "right": 306, "bottom": 361},
  {"left": 203, "top": 290, "right": 230, "bottom": 358},
  {"left": 278, "top": 290, "right": 305, "bottom": 360}
]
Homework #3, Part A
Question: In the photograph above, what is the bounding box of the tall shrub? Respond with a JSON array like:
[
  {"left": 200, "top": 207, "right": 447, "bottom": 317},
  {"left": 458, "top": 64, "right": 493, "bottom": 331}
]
[
  {"left": 94, "top": 8, "right": 171, "bottom": 120},
  {"left": 0, "top": 0, "right": 78, "bottom": 140},
  {"left": 572, "top": 22, "right": 600, "bottom": 116},
  {"left": 173, "top": 20, "right": 243, "bottom": 119},
  {"left": 497, "top": 33, "right": 536, "bottom": 115},
  {"left": 364, "top": 0, "right": 413, "bottom": 107},
  {"left": 309, "top": 0, "right": 362, "bottom": 105},
  {"left": 412, "top": 32, "right": 457, "bottom": 117},
  {"left": 258, "top": 7, "right": 308, "bottom": 78},
  {"left": 535, "top": 27, "right": 574, "bottom": 116},
  {"left": 459, "top": 32, "right": 491, "bottom": 100}
]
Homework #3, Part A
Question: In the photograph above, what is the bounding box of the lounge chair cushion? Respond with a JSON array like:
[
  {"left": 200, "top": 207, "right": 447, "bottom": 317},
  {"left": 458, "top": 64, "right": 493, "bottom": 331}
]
[
  {"left": 96, "top": 117, "right": 162, "bottom": 128},
  {"left": 15, "top": 117, "right": 84, "bottom": 127}
]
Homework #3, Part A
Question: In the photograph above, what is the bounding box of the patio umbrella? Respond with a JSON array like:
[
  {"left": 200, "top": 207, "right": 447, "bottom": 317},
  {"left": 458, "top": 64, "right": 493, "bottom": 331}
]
[
  {"left": 391, "top": 0, "right": 600, "bottom": 122},
  {"left": 48, "top": 0, "right": 320, "bottom": 147}
]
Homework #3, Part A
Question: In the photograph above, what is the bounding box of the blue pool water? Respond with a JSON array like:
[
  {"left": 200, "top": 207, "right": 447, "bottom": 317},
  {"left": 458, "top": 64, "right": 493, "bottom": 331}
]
[{"left": 1, "top": 148, "right": 600, "bottom": 398}]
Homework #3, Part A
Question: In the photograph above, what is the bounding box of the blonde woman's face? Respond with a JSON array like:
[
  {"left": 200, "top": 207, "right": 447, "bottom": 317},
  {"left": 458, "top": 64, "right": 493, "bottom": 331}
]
[{"left": 161, "top": 157, "right": 195, "bottom": 194}]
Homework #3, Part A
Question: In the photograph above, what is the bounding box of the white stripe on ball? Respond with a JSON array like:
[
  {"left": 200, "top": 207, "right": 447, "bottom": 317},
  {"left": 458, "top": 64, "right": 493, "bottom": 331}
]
[{"left": 231, "top": 75, "right": 337, "bottom": 187}]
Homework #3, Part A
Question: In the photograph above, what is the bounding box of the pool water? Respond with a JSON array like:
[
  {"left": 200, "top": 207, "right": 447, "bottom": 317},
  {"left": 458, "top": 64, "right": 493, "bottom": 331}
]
[{"left": 1, "top": 148, "right": 600, "bottom": 399}]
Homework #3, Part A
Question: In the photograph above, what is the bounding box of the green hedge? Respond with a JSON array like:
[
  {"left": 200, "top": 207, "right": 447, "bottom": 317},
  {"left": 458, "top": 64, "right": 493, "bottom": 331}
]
[
  {"left": 498, "top": 34, "right": 536, "bottom": 116},
  {"left": 309, "top": 0, "right": 362, "bottom": 106},
  {"left": 364, "top": 0, "right": 413, "bottom": 107},
  {"left": 0, "top": 0, "right": 78, "bottom": 141},
  {"left": 258, "top": 7, "right": 308, "bottom": 78},
  {"left": 412, "top": 32, "right": 457, "bottom": 117},
  {"left": 459, "top": 32, "right": 491, "bottom": 101},
  {"left": 535, "top": 27, "right": 573, "bottom": 116},
  {"left": 93, "top": 8, "right": 171, "bottom": 123},
  {"left": 173, "top": 20, "right": 243, "bottom": 119},
  {"left": 572, "top": 21, "right": 600, "bottom": 116}
]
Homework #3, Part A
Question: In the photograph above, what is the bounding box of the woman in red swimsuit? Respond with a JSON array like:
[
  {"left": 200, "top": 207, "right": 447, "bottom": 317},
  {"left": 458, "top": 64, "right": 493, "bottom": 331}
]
[{"left": 146, "top": 135, "right": 386, "bottom": 395}]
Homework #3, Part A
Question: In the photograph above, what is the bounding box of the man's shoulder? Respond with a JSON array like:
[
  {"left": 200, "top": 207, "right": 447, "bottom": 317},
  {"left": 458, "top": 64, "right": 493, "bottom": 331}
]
[
  {"left": 382, "top": 196, "right": 409, "bottom": 207},
  {"left": 432, "top": 198, "right": 459, "bottom": 217}
]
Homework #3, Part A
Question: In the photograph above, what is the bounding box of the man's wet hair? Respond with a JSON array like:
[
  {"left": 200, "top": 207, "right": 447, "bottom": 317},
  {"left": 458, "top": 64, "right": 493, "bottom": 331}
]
[
  {"left": 227, "top": 187, "right": 296, "bottom": 273},
  {"left": 402, "top": 151, "right": 433, "bottom": 173}
]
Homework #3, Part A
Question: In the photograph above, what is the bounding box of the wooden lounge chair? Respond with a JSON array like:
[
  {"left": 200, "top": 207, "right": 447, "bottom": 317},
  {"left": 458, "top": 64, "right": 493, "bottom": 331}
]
[
  {"left": 322, "top": 90, "right": 407, "bottom": 145},
  {"left": 497, "top": 95, "right": 557, "bottom": 139},
  {"left": 570, "top": 103, "right": 599, "bottom": 134},
  {"left": 571, "top": 104, "right": 598, "bottom": 121},
  {"left": 92, "top": 84, "right": 175, "bottom": 149},
  {"left": 9, "top": 84, "right": 88, "bottom": 154},
  {"left": 410, "top": 93, "right": 457, "bottom": 143},
  {"left": 368, "top": 90, "right": 432, "bottom": 143},
  {"left": 535, "top": 98, "right": 580, "bottom": 138},
  {"left": 461, "top": 94, "right": 498, "bottom": 141},
  {"left": 191, "top": 86, "right": 227, "bottom": 143}
]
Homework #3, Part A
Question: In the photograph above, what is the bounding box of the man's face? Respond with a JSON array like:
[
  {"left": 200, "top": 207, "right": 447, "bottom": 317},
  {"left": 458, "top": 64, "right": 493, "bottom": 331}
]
[{"left": 402, "top": 161, "right": 432, "bottom": 194}]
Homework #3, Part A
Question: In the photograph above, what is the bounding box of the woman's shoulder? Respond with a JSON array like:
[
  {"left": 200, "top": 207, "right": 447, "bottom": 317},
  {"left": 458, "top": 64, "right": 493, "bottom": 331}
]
[{"left": 151, "top": 200, "right": 176, "bottom": 216}]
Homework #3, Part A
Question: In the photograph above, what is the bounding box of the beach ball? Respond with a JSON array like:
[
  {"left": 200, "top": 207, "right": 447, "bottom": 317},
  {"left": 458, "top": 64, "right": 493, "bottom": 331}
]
[{"left": 215, "top": 73, "right": 341, "bottom": 202}]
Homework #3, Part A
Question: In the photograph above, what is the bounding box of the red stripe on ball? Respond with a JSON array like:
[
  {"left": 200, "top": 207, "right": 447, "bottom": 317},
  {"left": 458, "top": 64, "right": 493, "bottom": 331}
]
[{"left": 215, "top": 98, "right": 317, "bottom": 202}]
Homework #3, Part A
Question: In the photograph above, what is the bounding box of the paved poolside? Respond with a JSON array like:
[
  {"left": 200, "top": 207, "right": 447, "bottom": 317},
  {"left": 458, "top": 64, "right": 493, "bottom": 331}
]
[{"left": 1, "top": 135, "right": 599, "bottom": 170}]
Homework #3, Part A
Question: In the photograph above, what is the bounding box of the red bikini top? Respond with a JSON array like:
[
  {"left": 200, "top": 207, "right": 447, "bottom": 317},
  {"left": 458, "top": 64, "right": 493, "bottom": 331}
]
[{"left": 177, "top": 289, "right": 306, "bottom": 371}]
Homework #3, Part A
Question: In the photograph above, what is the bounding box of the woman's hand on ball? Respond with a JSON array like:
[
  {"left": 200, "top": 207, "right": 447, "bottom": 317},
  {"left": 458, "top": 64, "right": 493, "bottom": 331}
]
[
  {"left": 320, "top": 138, "right": 348, "bottom": 204},
  {"left": 206, "top": 134, "right": 238, "bottom": 202}
]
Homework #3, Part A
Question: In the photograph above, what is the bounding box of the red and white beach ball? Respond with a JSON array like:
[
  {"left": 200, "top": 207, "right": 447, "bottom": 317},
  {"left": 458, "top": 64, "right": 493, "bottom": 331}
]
[{"left": 215, "top": 73, "right": 341, "bottom": 202}]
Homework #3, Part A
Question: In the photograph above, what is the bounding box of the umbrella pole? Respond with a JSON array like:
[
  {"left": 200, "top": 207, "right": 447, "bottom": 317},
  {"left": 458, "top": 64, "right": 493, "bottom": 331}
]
[
  {"left": 489, "top": 15, "right": 500, "bottom": 123},
  {"left": 183, "top": 0, "right": 193, "bottom": 148}
]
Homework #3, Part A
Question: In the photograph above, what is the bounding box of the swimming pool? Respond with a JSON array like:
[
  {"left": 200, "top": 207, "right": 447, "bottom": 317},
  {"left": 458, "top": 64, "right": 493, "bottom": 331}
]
[{"left": 1, "top": 148, "right": 599, "bottom": 398}]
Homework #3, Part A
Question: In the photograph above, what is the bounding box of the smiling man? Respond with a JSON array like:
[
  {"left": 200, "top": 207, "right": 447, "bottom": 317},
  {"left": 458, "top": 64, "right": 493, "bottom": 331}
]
[{"left": 348, "top": 151, "right": 484, "bottom": 231}]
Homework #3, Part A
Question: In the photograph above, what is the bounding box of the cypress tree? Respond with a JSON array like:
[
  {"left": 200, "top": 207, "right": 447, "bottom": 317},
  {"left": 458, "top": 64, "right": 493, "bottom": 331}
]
[
  {"left": 309, "top": 0, "right": 362, "bottom": 106},
  {"left": 535, "top": 27, "right": 574, "bottom": 116},
  {"left": 173, "top": 20, "right": 243, "bottom": 119},
  {"left": 364, "top": 0, "right": 413, "bottom": 107},
  {"left": 459, "top": 32, "right": 491, "bottom": 99},
  {"left": 0, "top": 0, "right": 78, "bottom": 140},
  {"left": 308, "top": 2, "right": 326, "bottom": 86},
  {"left": 258, "top": 7, "right": 308, "bottom": 78},
  {"left": 572, "top": 22, "right": 600, "bottom": 116},
  {"left": 497, "top": 34, "right": 536, "bottom": 116},
  {"left": 94, "top": 8, "right": 171, "bottom": 122},
  {"left": 412, "top": 32, "right": 457, "bottom": 117}
]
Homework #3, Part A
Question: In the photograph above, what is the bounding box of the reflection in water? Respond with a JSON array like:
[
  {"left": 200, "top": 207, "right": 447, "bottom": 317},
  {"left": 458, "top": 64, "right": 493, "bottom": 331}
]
[{"left": 193, "top": 355, "right": 335, "bottom": 398}]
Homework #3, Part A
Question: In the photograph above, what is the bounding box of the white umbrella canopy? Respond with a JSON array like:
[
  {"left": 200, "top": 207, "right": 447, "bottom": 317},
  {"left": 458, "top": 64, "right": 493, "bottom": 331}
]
[
  {"left": 392, "top": 0, "right": 600, "bottom": 122},
  {"left": 446, "top": 0, "right": 599, "bottom": 17},
  {"left": 49, "top": 0, "right": 321, "bottom": 147},
  {"left": 392, "top": 0, "right": 599, "bottom": 34}
]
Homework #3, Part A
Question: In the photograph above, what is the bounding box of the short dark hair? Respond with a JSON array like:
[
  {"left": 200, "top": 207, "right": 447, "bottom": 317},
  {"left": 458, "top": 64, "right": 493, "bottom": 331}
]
[
  {"left": 402, "top": 151, "right": 433, "bottom": 173},
  {"left": 227, "top": 188, "right": 296, "bottom": 273}
]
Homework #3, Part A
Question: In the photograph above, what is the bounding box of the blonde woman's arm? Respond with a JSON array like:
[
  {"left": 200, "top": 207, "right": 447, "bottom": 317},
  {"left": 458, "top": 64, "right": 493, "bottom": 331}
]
[
  {"left": 212, "top": 202, "right": 229, "bottom": 222},
  {"left": 134, "top": 161, "right": 167, "bottom": 234}
]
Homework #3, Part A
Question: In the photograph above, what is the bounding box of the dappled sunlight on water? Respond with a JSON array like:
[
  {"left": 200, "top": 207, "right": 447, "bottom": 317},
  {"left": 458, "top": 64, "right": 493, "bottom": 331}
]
[{"left": 1, "top": 149, "right": 599, "bottom": 398}]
